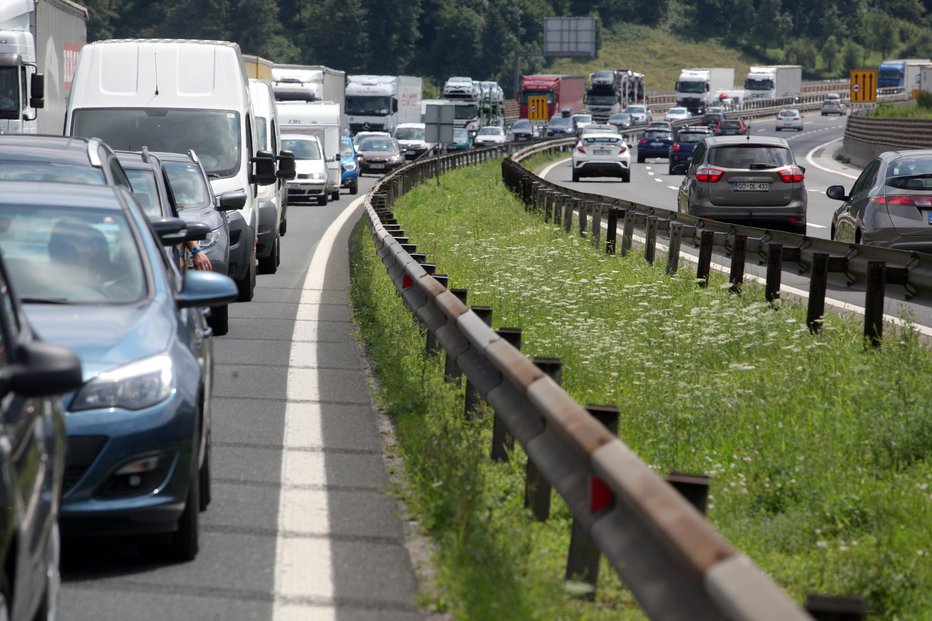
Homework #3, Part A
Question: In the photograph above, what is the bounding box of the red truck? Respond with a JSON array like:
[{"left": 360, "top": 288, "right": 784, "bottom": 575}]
[{"left": 517, "top": 74, "right": 586, "bottom": 121}]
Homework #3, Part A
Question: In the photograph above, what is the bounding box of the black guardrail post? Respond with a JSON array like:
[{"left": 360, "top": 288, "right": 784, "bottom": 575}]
[
  {"left": 606, "top": 207, "right": 619, "bottom": 255},
  {"left": 729, "top": 234, "right": 747, "bottom": 294},
  {"left": 666, "top": 472, "right": 710, "bottom": 514},
  {"left": 578, "top": 198, "right": 588, "bottom": 238},
  {"left": 696, "top": 230, "right": 714, "bottom": 287},
  {"left": 667, "top": 221, "right": 683, "bottom": 274},
  {"left": 525, "top": 357, "right": 562, "bottom": 522},
  {"left": 564, "top": 196, "right": 573, "bottom": 234},
  {"left": 565, "top": 404, "right": 619, "bottom": 601},
  {"left": 621, "top": 209, "right": 634, "bottom": 257},
  {"left": 805, "top": 594, "right": 866, "bottom": 621},
  {"left": 465, "top": 306, "right": 494, "bottom": 416},
  {"left": 864, "top": 261, "right": 886, "bottom": 348},
  {"left": 766, "top": 242, "right": 784, "bottom": 303},
  {"left": 807, "top": 253, "right": 829, "bottom": 333},
  {"left": 490, "top": 328, "right": 521, "bottom": 463},
  {"left": 645, "top": 216, "right": 658, "bottom": 265},
  {"left": 592, "top": 202, "right": 603, "bottom": 248}
]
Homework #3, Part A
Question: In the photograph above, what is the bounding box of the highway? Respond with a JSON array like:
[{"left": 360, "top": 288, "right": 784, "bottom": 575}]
[
  {"left": 541, "top": 115, "right": 932, "bottom": 332},
  {"left": 59, "top": 174, "right": 426, "bottom": 621}
]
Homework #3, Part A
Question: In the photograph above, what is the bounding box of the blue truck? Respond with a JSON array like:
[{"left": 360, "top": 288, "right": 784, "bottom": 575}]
[{"left": 877, "top": 58, "right": 931, "bottom": 91}]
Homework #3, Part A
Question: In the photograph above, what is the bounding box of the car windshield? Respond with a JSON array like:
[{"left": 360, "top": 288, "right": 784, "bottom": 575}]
[
  {"left": 677, "top": 133, "right": 708, "bottom": 143},
  {"left": 610, "top": 114, "right": 631, "bottom": 121},
  {"left": 668, "top": 108, "right": 687, "bottom": 115},
  {"left": 886, "top": 157, "right": 932, "bottom": 188},
  {"left": 549, "top": 117, "right": 571, "bottom": 128},
  {"left": 395, "top": 127, "right": 424, "bottom": 140},
  {"left": 478, "top": 127, "right": 502, "bottom": 136},
  {"left": 574, "top": 115, "right": 592, "bottom": 123},
  {"left": 345, "top": 96, "right": 392, "bottom": 116},
  {"left": 340, "top": 139, "right": 354, "bottom": 158},
  {"left": 721, "top": 121, "right": 742, "bottom": 129},
  {"left": 71, "top": 108, "right": 242, "bottom": 179},
  {"left": 512, "top": 120, "right": 530, "bottom": 130},
  {"left": 627, "top": 106, "right": 646, "bottom": 114},
  {"left": 709, "top": 145, "right": 793, "bottom": 168},
  {"left": 360, "top": 139, "right": 398, "bottom": 152},
  {"left": 583, "top": 137, "right": 621, "bottom": 145},
  {"left": 643, "top": 130, "right": 671, "bottom": 139},
  {"left": 282, "top": 138, "right": 321, "bottom": 160},
  {"left": 0, "top": 204, "right": 146, "bottom": 304},
  {"left": 779, "top": 110, "right": 799, "bottom": 117},
  {"left": 0, "top": 161, "right": 106, "bottom": 185},
  {"left": 163, "top": 162, "right": 211, "bottom": 209},
  {"left": 124, "top": 169, "right": 163, "bottom": 218}
]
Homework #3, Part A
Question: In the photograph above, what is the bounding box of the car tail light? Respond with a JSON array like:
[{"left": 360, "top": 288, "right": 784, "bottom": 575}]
[
  {"left": 871, "top": 196, "right": 932, "bottom": 208},
  {"left": 777, "top": 166, "right": 805, "bottom": 183},
  {"left": 696, "top": 166, "right": 724, "bottom": 183},
  {"left": 617, "top": 145, "right": 627, "bottom": 154},
  {"left": 577, "top": 145, "right": 586, "bottom": 154},
  {"left": 639, "top": 138, "right": 647, "bottom": 145},
  {"left": 673, "top": 144, "right": 680, "bottom": 152}
]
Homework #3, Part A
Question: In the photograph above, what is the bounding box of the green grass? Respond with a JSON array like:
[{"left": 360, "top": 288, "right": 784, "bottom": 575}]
[
  {"left": 351, "top": 159, "right": 932, "bottom": 619},
  {"left": 867, "top": 102, "right": 932, "bottom": 119}
]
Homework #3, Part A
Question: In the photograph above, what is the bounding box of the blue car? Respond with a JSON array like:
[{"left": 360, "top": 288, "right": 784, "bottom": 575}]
[
  {"left": 340, "top": 135, "right": 359, "bottom": 195},
  {"left": 636, "top": 128, "right": 675, "bottom": 163},
  {"left": 0, "top": 182, "right": 237, "bottom": 561},
  {"left": 668, "top": 127, "right": 713, "bottom": 175}
]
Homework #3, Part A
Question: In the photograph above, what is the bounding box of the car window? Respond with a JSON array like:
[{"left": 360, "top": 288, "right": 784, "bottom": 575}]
[
  {"left": 688, "top": 142, "right": 707, "bottom": 173},
  {"left": 282, "top": 138, "right": 321, "bottom": 160},
  {"left": 583, "top": 136, "right": 621, "bottom": 145},
  {"left": 643, "top": 130, "right": 672, "bottom": 139},
  {"left": 163, "top": 162, "right": 211, "bottom": 209},
  {"left": 708, "top": 145, "right": 792, "bottom": 168},
  {"left": 850, "top": 160, "right": 880, "bottom": 196},
  {"left": 395, "top": 127, "right": 424, "bottom": 140},
  {"left": 677, "top": 133, "right": 708, "bottom": 143},
  {"left": 0, "top": 162, "right": 106, "bottom": 184},
  {"left": 125, "top": 169, "right": 164, "bottom": 217}
]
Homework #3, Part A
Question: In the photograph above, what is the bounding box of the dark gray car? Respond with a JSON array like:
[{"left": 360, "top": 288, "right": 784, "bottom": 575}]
[
  {"left": 677, "top": 135, "right": 807, "bottom": 234},
  {"left": 826, "top": 149, "right": 932, "bottom": 254}
]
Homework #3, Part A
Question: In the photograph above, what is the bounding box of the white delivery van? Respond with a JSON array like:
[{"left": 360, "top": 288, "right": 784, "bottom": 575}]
[
  {"left": 64, "top": 39, "right": 285, "bottom": 302},
  {"left": 275, "top": 101, "right": 341, "bottom": 203},
  {"left": 249, "top": 78, "right": 288, "bottom": 274}
]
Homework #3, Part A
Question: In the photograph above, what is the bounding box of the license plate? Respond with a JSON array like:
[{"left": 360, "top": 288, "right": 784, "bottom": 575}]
[
  {"left": 651, "top": 142, "right": 662, "bottom": 147},
  {"left": 734, "top": 182, "right": 770, "bottom": 192},
  {"left": 594, "top": 148, "right": 611, "bottom": 155},
  {"left": 369, "top": 164, "right": 385, "bottom": 170}
]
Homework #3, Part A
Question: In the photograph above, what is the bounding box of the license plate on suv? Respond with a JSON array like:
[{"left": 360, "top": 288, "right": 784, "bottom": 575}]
[{"left": 734, "top": 182, "right": 770, "bottom": 192}]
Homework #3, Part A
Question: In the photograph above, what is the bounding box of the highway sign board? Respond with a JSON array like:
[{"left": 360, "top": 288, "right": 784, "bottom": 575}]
[
  {"left": 528, "top": 96, "right": 549, "bottom": 121},
  {"left": 849, "top": 70, "right": 877, "bottom": 103}
]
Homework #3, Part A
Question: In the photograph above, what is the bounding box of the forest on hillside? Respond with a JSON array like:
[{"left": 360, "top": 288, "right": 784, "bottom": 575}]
[{"left": 81, "top": 0, "right": 932, "bottom": 91}]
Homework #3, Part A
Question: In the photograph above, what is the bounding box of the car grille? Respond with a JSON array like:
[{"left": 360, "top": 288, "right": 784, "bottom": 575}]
[{"left": 64, "top": 435, "right": 108, "bottom": 494}]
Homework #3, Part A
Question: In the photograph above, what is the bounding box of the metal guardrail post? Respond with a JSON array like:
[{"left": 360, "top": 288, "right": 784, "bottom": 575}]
[
  {"left": 621, "top": 210, "right": 634, "bottom": 257},
  {"left": 696, "top": 230, "right": 714, "bottom": 287},
  {"left": 807, "top": 253, "right": 829, "bottom": 333},
  {"left": 491, "top": 328, "right": 521, "bottom": 462},
  {"left": 766, "top": 242, "right": 784, "bottom": 303},
  {"left": 666, "top": 472, "right": 711, "bottom": 514},
  {"left": 667, "top": 221, "right": 683, "bottom": 274},
  {"left": 563, "top": 196, "right": 573, "bottom": 234},
  {"left": 644, "top": 216, "right": 658, "bottom": 264},
  {"left": 864, "top": 261, "right": 885, "bottom": 347},
  {"left": 578, "top": 198, "right": 588, "bottom": 238},
  {"left": 465, "top": 306, "right": 493, "bottom": 416},
  {"left": 565, "top": 404, "right": 619, "bottom": 600},
  {"left": 804, "top": 594, "right": 866, "bottom": 621},
  {"left": 592, "top": 203, "right": 603, "bottom": 248},
  {"left": 729, "top": 234, "right": 747, "bottom": 294},
  {"left": 605, "top": 207, "right": 619, "bottom": 255},
  {"left": 525, "top": 357, "right": 562, "bottom": 522}
]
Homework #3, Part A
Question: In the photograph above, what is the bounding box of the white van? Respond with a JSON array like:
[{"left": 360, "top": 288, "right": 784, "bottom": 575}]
[
  {"left": 275, "top": 101, "right": 341, "bottom": 203},
  {"left": 249, "top": 78, "right": 287, "bottom": 274},
  {"left": 64, "top": 39, "right": 286, "bottom": 302}
]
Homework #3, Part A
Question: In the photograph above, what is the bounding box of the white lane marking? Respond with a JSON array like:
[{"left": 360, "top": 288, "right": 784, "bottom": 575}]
[
  {"left": 805, "top": 137, "right": 859, "bottom": 180},
  {"left": 274, "top": 195, "right": 366, "bottom": 620},
  {"left": 667, "top": 185, "right": 679, "bottom": 190},
  {"left": 655, "top": 177, "right": 664, "bottom": 182},
  {"left": 539, "top": 158, "right": 570, "bottom": 179}
]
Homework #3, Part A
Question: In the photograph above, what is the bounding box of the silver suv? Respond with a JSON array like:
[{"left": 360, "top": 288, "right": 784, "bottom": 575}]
[{"left": 677, "top": 136, "right": 807, "bottom": 234}]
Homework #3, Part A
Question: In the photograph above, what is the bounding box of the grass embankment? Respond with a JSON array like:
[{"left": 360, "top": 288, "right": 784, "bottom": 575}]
[
  {"left": 350, "top": 159, "right": 932, "bottom": 619},
  {"left": 867, "top": 102, "right": 932, "bottom": 119}
]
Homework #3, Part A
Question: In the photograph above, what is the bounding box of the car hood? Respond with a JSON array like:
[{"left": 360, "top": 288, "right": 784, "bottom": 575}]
[
  {"left": 179, "top": 205, "right": 224, "bottom": 232},
  {"left": 25, "top": 300, "right": 174, "bottom": 380},
  {"left": 359, "top": 149, "right": 401, "bottom": 158},
  {"left": 295, "top": 160, "right": 326, "bottom": 175}
]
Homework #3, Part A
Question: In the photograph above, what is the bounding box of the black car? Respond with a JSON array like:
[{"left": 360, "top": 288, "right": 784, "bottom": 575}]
[
  {"left": 0, "top": 255, "right": 83, "bottom": 619},
  {"left": 510, "top": 119, "right": 536, "bottom": 142},
  {"left": 546, "top": 115, "right": 578, "bottom": 137}
]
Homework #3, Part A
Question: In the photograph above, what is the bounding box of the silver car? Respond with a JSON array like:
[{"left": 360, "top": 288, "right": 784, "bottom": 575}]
[
  {"left": 775, "top": 109, "right": 804, "bottom": 132},
  {"left": 677, "top": 136, "right": 807, "bottom": 234},
  {"left": 826, "top": 149, "right": 932, "bottom": 253}
]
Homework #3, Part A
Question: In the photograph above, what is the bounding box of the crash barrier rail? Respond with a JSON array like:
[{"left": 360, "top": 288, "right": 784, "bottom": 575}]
[
  {"left": 361, "top": 144, "right": 842, "bottom": 619},
  {"left": 844, "top": 114, "right": 932, "bottom": 151}
]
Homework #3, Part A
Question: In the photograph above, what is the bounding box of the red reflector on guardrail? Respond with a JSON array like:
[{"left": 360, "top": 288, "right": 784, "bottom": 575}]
[
  {"left": 590, "top": 476, "right": 613, "bottom": 513},
  {"left": 402, "top": 274, "right": 413, "bottom": 289}
]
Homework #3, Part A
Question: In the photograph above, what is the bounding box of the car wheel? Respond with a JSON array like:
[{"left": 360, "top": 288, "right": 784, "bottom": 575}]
[
  {"left": 279, "top": 203, "right": 288, "bottom": 237},
  {"left": 637, "top": 154, "right": 645, "bottom": 163},
  {"left": 169, "top": 463, "right": 200, "bottom": 562},
  {"left": 668, "top": 166, "right": 675, "bottom": 175},
  {"left": 199, "top": 429, "right": 212, "bottom": 512},
  {"left": 331, "top": 190, "right": 340, "bottom": 201},
  {"left": 235, "top": 243, "right": 256, "bottom": 302},
  {"left": 317, "top": 193, "right": 328, "bottom": 206},
  {"left": 623, "top": 172, "right": 631, "bottom": 183},
  {"left": 350, "top": 180, "right": 359, "bottom": 195},
  {"left": 208, "top": 303, "right": 229, "bottom": 336},
  {"left": 257, "top": 234, "right": 279, "bottom": 275},
  {"left": 572, "top": 168, "right": 580, "bottom": 182},
  {"left": 34, "top": 522, "right": 60, "bottom": 621},
  {"left": 830, "top": 223, "right": 836, "bottom": 241},
  {"left": 775, "top": 127, "right": 781, "bottom": 132}
]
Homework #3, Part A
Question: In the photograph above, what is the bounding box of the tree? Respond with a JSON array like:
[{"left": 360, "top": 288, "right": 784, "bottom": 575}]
[
  {"left": 297, "top": 0, "right": 369, "bottom": 70},
  {"left": 783, "top": 38, "right": 818, "bottom": 69},
  {"left": 901, "top": 29, "right": 932, "bottom": 58},
  {"left": 366, "top": 0, "right": 423, "bottom": 74},
  {"left": 751, "top": 0, "right": 793, "bottom": 50},
  {"left": 864, "top": 11, "right": 900, "bottom": 59},
  {"left": 842, "top": 40, "right": 866, "bottom": 73},
  {"left": 821, "top": 36, "right": 841, "bottom": 76}
]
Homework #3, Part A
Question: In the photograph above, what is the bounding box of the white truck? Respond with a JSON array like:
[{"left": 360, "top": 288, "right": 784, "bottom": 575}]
[
  {"left": 675, "top": 67, "right": 734, "bottom": 115},
  {"left": 743, "top": 65, "right": 802, "bottom": 101},
  {"left": 271, "top": 64, "right": 345, "bottom": 104},
  {"left": 921, "top": 65, "right": 932, "bottom": 94},
  {"left": 345, "top": 75, "right": 422, "bottom": 135},
  {"left": 276, "top": 101, "right": 343, "bottom": 202},
  {"left": 0, "top": 0, "right": 86, "bottom": 134}
]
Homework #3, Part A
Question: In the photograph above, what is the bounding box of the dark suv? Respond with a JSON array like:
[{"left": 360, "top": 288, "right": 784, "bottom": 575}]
[
  {"left": 0, "top": 135, "right": 133, "bottom": 190},
  {"left": 677, "top": 135, "right": 808, "bottom": 234}
]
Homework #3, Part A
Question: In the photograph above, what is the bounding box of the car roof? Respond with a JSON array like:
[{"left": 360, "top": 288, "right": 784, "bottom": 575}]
[
  {"left": 0, "top": 135, "right": 107, "bottom": 167},
  {"left": 115, "top": 150, "right": 163, "bottom": 169},
  {"left": 705, "top": 135, "right": 789, "bottom": 147},
  {"left": 677, "top": 128, "right": 712, "bottom": 135},
  {"left": 0, "top": 180, "right": 128, "bottom": 211},
  {"left": 581, "top": 131, "right": 624, "bottom": 138},
  {"left": 282, "top": 133, "right": 321, "bottom": 142}
]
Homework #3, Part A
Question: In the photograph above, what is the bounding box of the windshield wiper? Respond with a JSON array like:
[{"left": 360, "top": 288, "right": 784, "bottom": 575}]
[{"left": 20, "top": 297, "right": 71, "bottom": 305}]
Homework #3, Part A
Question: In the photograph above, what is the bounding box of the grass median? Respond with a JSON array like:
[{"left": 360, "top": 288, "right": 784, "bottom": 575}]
[{"left": 350, "top": 157, "right": 932, "bottom": 619}]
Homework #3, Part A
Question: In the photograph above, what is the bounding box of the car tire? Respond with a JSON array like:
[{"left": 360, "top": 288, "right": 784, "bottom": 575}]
[
  {"left": 572, "top": 169, "right": 580, "bottom": 182},
  {"left": 235, "top": 243, "right": 256, "bottom": 303},
  {"left": 330, "top": 190, "right": 340, "bottom": 201},
  {"left": 208, "top": 303, "right": 229, "bottom": 336},
  {"left": 668, "top": 166, "right": 675, "bottom": 175},
  {"left": 623, "top": 172, "right": 631, "bottom": 183},
  {"left": 637, "top": 154, "right": 645, "bottom": 163},
  {"left": 317, "top": 193, "right": 328, "bottom": 206},
  {"left": 257, "top": 234, "right": 279, "bottom": 275},
  {"left": 34, "top": 522, "right": 60, "bottom": 621},
  {"left": 199, "top": 429, "right": 212, "bottom": 512},
  {"left": 169, "top": 463, "right": 200, "bottom": 562},
  {"left": 350, "top": 180, "right": 359, "bottom": 195}
]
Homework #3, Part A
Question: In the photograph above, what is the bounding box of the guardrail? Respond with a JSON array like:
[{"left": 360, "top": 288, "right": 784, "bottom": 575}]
[{"left": 362, "top": 145, "right": 825, "bottom": 619}]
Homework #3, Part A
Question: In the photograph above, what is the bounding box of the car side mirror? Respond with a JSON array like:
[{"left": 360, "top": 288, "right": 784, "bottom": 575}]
[
  {"left": 251, "top": 150, "right": 277, "bottom": 186},
  {"left": 277, "top": 150, "right": 296, "bottom": 180},
  {"left": 150, "top": 217, "right": 189, "bottom": 245},
  {"left": 184, "top": 221, "right": 212, "bottom": 242},
  {"left": 217, "top": 189, "right": 248, "bottom": 211},
  {"left": 29, "top": 73, "right": 45, "bottom": 109},
  {"left": 3, "top": 341, "right": 83, "bottom": 397},
  {"left": 825, "top": 185, "right": 848, "bottom": 201}
]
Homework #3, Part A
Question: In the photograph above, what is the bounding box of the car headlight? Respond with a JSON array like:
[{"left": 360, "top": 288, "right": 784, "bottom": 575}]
[
  {"left": 343, "top": 161, "right": 357, "bottom": 172},
  {"left": 70, "top": 354, "right": 174, "bottom": 412},
  {"left": 200, "top": 227, "right": 221, "bottom": 250},
  {"left": 389, "top": 154, "right": 402, "bottom": 163},
  {"left": 311, "top": 172, "right": 324, "bottom": 180}
]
